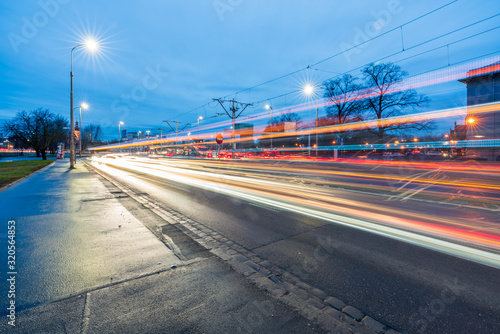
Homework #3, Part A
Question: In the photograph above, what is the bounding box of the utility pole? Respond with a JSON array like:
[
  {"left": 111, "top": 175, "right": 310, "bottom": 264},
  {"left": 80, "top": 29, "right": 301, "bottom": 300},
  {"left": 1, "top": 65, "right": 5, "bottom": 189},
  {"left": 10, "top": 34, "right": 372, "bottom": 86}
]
[
  {"left": 213, "top": 98, "right": 253, "bottom": 159},
  {"left": 151, "top": 128, "right": 165, "bottom": 152},
  {"left": 316, "top": 107, "right": 319, "bottom": 157},
  {"left": 163, "top": 121, "right": 190, "bottom": 155}
]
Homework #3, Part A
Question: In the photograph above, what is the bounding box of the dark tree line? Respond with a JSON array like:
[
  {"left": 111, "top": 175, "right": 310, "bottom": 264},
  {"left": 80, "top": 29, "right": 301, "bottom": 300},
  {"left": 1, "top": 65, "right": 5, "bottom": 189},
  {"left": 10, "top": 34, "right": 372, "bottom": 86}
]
[{"left": 2, "top": 108, "right": 68, "bottom": 160}]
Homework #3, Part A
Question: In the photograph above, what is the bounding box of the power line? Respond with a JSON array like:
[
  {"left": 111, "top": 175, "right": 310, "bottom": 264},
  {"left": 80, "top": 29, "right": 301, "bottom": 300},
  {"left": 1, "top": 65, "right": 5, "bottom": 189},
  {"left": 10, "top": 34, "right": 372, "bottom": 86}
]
[
  {"left": 178, "top": 3, "right": 496, "bottom": 123},
  {"left": 250, "top": 24, "right": 500, "bottom": 107},
  {"left": 221, "top": 0, "right": 460, "bottom": 99}
]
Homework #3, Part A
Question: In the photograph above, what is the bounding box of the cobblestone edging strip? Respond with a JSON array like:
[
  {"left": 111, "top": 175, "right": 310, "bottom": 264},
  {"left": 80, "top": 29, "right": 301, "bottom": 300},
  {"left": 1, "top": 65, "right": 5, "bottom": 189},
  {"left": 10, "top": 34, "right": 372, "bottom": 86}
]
[{"left": 89, "top": 163, "right": 400, "bottom": 334}]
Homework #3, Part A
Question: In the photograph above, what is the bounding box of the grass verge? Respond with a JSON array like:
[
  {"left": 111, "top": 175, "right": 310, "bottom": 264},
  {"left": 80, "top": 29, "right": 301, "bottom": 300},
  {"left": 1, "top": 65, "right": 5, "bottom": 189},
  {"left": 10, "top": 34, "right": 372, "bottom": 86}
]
[{"left": 0, "top": 160, "right": 54, "bottom": 188}]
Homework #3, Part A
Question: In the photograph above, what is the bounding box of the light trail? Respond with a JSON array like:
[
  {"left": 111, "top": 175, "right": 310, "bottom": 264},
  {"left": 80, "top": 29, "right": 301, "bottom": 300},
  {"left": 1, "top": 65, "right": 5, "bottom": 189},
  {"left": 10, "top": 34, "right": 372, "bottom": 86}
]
[
  {"left": 90, "top": 101, "right": 500, "bottom": 151},
  {"left": 89, "top": 54, "right": 500, "bottom": 152},
  {"left": 91, "top": 156, "right": 500, "bottom": 269}
]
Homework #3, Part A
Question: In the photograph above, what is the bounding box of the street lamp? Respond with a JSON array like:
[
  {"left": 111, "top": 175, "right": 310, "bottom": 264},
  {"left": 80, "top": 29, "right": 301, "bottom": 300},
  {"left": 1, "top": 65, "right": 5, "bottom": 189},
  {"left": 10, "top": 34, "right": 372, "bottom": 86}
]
[
  {"left": 303, "top": 84, "right": 320, "bottom": 156},
  {"left": 265, "top": 104, "right": 273, "bottom": 149},
  {"left": 146, "top": 130, "right": 150, "bottom": 137},
  {"left": 197, "top": 116, "right": 203, "bottom": 141},
  {"left": 303, "top": 84, "right": 315, "bottom": 96},
  {"left": 119, "top": 121, "right": 124, "bottom": 142},
  {"left": 70, "top": 39, "right": 98, "bottom": 169},
  {"left": 76, "top": 102, "right": 89, "bottom": 158}
]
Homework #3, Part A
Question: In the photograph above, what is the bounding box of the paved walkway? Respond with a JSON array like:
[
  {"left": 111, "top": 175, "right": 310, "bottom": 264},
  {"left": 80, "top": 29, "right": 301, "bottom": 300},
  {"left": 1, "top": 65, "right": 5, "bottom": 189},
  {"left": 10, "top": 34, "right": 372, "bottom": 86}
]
[{"left": 0, "top": 159, "right": 323, "bottom": 333}]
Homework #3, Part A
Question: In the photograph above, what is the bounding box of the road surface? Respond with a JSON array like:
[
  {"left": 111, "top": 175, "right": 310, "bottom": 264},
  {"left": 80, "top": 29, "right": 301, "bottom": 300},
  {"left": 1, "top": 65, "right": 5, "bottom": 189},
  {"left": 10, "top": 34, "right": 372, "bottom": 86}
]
[{"left": 89, "top": 155, "right": 500, "bottom": 333}]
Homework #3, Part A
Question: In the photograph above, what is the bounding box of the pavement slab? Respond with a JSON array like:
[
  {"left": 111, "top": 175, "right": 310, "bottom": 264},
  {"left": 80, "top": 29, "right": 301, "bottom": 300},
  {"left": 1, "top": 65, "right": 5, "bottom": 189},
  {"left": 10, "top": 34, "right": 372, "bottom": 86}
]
[{"left": 0, "top": 160, "right": 326, "bottom": 333}]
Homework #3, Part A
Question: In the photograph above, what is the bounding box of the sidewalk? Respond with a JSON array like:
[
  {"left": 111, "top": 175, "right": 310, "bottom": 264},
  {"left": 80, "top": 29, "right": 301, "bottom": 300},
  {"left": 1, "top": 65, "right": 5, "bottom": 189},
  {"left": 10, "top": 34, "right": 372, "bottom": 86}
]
[{"left": 0, "top": 159, "right": 322, "bottom": 333}]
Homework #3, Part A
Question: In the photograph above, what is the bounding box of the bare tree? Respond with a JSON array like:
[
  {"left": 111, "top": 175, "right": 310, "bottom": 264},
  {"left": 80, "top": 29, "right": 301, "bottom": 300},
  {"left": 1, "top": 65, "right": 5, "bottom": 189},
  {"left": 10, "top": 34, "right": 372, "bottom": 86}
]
[
  {"left": 82, "top": 124, "right": 103, "bottom": 149},
  {"left": 2, "top": 108, "right": 68, "bottom": 160},
  {"left": 323, "top": 74, "right": 364, "bottom": 124},
  {"left": 361, "top": 62, "right": 432, "bottom": 143}
]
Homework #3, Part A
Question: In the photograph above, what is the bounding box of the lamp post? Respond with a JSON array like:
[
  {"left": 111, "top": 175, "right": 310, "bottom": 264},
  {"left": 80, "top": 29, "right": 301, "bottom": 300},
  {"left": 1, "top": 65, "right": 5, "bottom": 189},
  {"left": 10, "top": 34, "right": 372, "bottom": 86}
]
[
  {"left": 76, "top": 102, "right": 89, "bottom": 158},
  {"left": 70, "top": 40, "right": 97, "bottom": 169},
  {"left": 315, "top": 107, "right": 319, "bottom": 157},
  {"left": 265, "top": 104, "right": 273, "bottom": 149},
  {"left": 197, "top": 116, "right": 203, "bottom": 142},
  {"left": 119, "top": 121, "right": 124, "bottom": 142},
  {"left": 303, "top": 84, "right": 319, "bottom": 157}
]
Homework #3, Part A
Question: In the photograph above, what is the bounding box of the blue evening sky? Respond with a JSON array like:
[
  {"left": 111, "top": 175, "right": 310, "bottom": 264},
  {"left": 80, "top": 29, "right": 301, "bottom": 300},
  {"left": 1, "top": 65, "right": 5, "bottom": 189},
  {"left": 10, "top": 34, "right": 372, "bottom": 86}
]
[{"left": 1, "top": 0, "right": 499, "bottom": 140}]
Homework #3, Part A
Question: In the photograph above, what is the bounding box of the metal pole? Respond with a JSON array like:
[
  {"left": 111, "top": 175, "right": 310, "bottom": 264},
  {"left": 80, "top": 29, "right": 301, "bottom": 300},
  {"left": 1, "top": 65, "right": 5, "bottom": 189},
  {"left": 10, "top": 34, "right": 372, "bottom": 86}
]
[
  {"left": 232, "top": 99, "right": 236, "bottom": 159},
  {"left": 70, "top": 51, "right": 75, "bottom": 169},
  {"left": 119, "top": 123, "right": 121, "bottom": 142},
  {"left": 69, "top": 44, "right": 84, "bottom": 169},
  {"left": 197, "top": 119, "right": 200, "bottom": 141},
  {"left": 270, "top": 106, "right": 273, "bottom": 149},
  {"left": 79, "top": 106, "right": 82, "bottom": 158},
  {"left": 316, "top": 107, "right": 318, "bottom": 157},
  {"left": 308, "top": 132, "right": 310, "bottom": 157}
]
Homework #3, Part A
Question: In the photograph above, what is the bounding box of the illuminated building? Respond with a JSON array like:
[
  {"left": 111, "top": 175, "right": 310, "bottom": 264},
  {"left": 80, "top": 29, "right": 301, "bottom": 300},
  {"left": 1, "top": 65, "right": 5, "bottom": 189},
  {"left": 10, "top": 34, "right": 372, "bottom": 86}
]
[{"left": 459, "top": 62, "right": 500, "bottom": 161}]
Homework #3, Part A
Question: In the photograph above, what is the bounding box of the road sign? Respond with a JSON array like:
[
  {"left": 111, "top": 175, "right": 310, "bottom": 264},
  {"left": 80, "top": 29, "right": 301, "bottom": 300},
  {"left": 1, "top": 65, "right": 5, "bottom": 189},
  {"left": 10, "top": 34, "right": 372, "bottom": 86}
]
[{"left": 216, "top": 134, "right": 223, "bottom": 144}]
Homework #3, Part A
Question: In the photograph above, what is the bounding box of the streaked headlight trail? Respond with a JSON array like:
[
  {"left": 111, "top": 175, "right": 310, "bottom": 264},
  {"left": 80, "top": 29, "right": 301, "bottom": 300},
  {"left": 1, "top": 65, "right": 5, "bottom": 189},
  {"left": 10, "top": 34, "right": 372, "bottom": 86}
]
[{"left": 91, "top": 156, "right": 500, "bottom": 269}]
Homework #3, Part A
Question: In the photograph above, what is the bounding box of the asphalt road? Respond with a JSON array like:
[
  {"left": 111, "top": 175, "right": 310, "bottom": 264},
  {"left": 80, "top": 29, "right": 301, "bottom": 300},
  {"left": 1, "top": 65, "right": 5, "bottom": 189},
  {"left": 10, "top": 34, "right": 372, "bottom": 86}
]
[{"left": 91, "top": 155, "right": 500, "bottom": 334}]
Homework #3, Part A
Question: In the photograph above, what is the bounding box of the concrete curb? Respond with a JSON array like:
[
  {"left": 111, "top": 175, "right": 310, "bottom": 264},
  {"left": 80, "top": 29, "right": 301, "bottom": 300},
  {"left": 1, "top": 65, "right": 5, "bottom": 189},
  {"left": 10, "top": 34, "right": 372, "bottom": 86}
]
[{"left": 87, "top": 162, "right": 401, "bottom": 334}]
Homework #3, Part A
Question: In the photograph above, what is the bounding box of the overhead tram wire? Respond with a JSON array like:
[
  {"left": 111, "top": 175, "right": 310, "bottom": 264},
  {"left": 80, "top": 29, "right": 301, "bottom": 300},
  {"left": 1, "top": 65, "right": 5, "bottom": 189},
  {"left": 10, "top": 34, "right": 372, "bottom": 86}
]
[
  {"left": 180, "top": 1, "right": 492, "bottom": 122},
  {"left": 181, "top": 0, "right": 462, "bottom": 116},
  {"left": 249, "top": 23, "right": 500, "bottom": 107},
  {"left": 310, "top": 0, "right": 461, "bottom": 67},
  {"left": 221, "top": 0, "right": 460, "bottom": 100}
]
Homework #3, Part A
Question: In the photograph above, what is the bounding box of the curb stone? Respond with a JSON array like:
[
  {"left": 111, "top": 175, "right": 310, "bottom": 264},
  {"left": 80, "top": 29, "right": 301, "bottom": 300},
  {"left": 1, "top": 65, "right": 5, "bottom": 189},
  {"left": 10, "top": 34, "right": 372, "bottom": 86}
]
[{"left": 87, "top": 162, "right": 401, "bottom": 334}]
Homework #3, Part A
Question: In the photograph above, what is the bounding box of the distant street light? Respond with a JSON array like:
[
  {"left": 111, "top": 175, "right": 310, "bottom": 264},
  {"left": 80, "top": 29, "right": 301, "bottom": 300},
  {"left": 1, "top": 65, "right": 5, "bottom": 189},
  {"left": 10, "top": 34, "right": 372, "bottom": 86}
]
[
  {"left": 197, "top": 116, "right": 203, "bottom": 141},
  {"left": 75, "top": 103, "right": 89, "bottom": 158},
  {"left": 119, "top": 121, "right": 124, "bottom": 142},
  {"left": 265, "top": 104, "right": 273, "bottom": 149},
  {"left": 70, "top": 39, "right": 98, "bottom": 169},
  {"left": 146, "top": 130, "right": 150, "bottom": 137},
  {"left": 467, "top": 117, "right": 475, "bottom": 124}
]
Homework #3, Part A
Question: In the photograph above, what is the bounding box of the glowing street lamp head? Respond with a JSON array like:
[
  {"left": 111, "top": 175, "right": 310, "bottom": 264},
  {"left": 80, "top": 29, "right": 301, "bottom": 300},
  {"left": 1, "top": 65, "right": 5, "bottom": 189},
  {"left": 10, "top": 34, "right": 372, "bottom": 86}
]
[
  {"left": 80, "top": 102, "right": 89, "bottom": 110},
  {"left": 467, "top": 117, "right": 475, "bottom": 124},
  {"left": 303, "top": 84, "right": 315, "bottom": 96},
  {"left": 85, "top": 39, "right": 98, "bottom": 52},
  {"left": 119, "top": 121, "right": 124, "bottom": 125},
  {"left": 265, "top": 104, "right": 271, "bottom": 110},
  {"left": 198, "top": 116, "right": 203, "bottom": 120}
]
